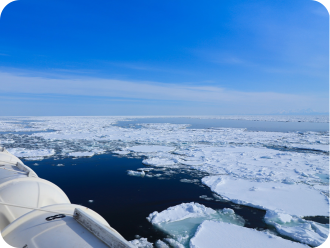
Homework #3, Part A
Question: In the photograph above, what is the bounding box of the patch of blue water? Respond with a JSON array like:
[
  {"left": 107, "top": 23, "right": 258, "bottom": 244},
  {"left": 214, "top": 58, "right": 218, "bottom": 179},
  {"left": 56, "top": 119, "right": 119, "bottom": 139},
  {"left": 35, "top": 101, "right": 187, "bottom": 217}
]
[
  {"left": 315, "top": 173, "right": 329, "bottom": 184},
  {"left": 115, "top": 117, "right": 329, "bottom": 133}
]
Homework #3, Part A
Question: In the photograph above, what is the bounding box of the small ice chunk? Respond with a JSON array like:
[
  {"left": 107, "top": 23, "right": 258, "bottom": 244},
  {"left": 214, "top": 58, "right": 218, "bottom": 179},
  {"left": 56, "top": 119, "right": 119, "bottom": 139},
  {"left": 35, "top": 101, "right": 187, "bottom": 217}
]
[
  {"left": 112, "top": 150, "right": 130, "bottom": 155},
  {"left": 190, "top": 220, "right": 308, "bottom": 248},
  {"left": 129, "top": 238, "right": 153, "bottom": 248},
  {"left": 68, "top": 151, "right": 94, "bottom": 157},
  {"left": 180, "top": 179, "right": 195, "bottom": 183},
  {"left": 137, "top": 168, "right": 154, "bottom": 172},
  {"left": 222, "top": 208, "right": 235, "bottom": 215},
  {"left": 143, "top": 157, "right": 178, "bottom": 167},
  {"left": 88, "top": 200, "right": 94, "bottom": 203},
  {"left": 56, "top": 164, "right": 65, "bottom": 167},
  {"left": 127, "top": 170, "right": 145, "bottom": 177},
  {"left": 147, "top": 202, "right": 217, "bottom": 224}
]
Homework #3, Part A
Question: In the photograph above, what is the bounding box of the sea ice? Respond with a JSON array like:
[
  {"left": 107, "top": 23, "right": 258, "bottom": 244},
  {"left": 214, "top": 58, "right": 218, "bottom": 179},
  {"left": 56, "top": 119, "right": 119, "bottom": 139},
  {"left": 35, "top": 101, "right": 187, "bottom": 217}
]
[
  {"left": 180, "top": 179, "right": 199, "bottom": 183},
  {"left": 129, "top": 237, "right": 153, "bottom": 248},
  {"left": 127, "top": 170, "right": 145, "bottom": 177},
  {"left": 162, "top": 238, "right": 185, "bottom": 248},
  {"left": 6, "top": 148, "right": 55, "bottom": 159},
  {"left": 112, "top": 150, "right": 131, "bottom": 155},
  {"left": 68, "top": 151, "right": 95, "bottom": 157},
  {"left": 190, "top": 220, "right": 308, "bottom": 248},
  {"left": 202, "top": 175, "right": 329, "bottom": 217},
  {"left": 127, "top": 145, "right": 175, "bottom": 153},
  {"left": 147, "top": 202, "right": 244, "bottom": 246},
  {"left": 137, "top": 168, "right": 153, "bottom": 171},
  {"left": 1, "top": 116, "right": 329, "bottom": 247},
  {"left": 142, "top": 157, "right": 179, "bottom": 167},
  {"left": 155, "top": 240, "right": 170, "bottom": 248},
  {"left": 264, "top": 209, "right": 329, "bottom": 247}
]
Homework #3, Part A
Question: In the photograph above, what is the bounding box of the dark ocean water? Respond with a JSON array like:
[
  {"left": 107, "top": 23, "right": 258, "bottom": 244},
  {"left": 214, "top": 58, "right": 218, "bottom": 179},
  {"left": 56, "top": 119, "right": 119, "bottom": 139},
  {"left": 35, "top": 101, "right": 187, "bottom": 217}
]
[{"left": 24, "top": 154, "right": 268, "bottom": 242}]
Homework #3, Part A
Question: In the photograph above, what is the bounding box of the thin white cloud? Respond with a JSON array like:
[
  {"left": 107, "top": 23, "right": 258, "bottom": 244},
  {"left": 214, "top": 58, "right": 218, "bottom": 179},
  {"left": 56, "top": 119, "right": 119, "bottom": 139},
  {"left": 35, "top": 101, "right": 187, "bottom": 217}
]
[{"left": 0, "top": 70, "right": 328, "bottom": 114}]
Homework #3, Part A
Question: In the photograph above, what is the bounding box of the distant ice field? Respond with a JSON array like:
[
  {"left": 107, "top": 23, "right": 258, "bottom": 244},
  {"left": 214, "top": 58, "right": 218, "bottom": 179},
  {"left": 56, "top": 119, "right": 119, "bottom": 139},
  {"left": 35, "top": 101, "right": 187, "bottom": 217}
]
[{"left": 0, "top": 115, "right": 329, "bottom": 247}]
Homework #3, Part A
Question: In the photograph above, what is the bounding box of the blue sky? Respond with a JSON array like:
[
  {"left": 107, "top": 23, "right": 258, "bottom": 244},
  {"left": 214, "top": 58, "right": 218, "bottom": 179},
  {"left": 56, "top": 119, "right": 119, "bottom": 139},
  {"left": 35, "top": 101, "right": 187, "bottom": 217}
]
[{"left": 0, "top": 0, "right": 328, "bottom": 116}]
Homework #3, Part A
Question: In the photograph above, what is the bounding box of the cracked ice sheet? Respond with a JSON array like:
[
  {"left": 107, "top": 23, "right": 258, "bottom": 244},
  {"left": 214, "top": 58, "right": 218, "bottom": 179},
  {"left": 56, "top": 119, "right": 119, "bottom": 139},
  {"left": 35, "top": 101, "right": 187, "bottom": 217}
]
[
  {"left": 190, "top": 220, "right": 308, "bottom": 248},
  {"left": 6, "top": 148, "right": 55, "bottom": 159},
  {"left": 202, "top": 175, "right": 329, "bottom": 217}
]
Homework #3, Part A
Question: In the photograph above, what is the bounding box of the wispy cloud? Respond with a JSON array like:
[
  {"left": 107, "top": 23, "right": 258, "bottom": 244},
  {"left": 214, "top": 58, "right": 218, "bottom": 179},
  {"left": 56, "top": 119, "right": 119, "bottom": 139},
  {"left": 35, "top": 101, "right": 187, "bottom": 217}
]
[
  {"left": 0, "top": 70, "right": 328, "bottom": 115},
  {"left": 104, "top": 61, "right": 194, "bottom": 76}
]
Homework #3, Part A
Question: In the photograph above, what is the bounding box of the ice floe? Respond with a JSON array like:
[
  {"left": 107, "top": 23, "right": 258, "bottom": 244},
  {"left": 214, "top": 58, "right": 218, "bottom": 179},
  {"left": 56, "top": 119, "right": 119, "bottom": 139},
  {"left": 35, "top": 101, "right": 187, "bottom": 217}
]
[
  {"left": 127, "top": 170, "right": 145, "bottom": 177},
  {"left": 202, "top": 175, "right": 329, "bottom": 217},
  {"left": 264, "top": 209, "right": 329, "bottom": 247},
  {"left": 6, "top": 148, "right": 55, "bottom": 159},
  {"left": 190, "top": 220, "right": 308, "bottom": 248},
  {"left": 68, "top": 151, "right": 95, "bottom": 157},
  {"left": 147, "top": 202, "right": 244, "bottom": 246},
  {"left": 129, "top": 237, "right": 153, "bottom": 248}
]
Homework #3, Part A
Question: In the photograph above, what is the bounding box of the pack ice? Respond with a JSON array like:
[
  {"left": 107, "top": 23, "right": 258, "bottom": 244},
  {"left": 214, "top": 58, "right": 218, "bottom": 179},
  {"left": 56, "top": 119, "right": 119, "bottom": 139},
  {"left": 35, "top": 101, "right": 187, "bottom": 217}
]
[
  {"left": 0, "top": 116, "right": 328, "bottom": 247},
  {"left": 147, "top": 202, "right": 309, "bottom": 248}
]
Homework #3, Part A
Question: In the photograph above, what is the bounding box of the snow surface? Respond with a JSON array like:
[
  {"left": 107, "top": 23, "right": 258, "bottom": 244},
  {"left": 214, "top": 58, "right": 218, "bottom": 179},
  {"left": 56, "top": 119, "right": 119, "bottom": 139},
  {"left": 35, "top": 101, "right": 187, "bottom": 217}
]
[
  {"left": 202, "top": 175, "right": 329, "bottom": 217},
  {"left": 190, "top": 220, "right": 308, "bottom": 248}
]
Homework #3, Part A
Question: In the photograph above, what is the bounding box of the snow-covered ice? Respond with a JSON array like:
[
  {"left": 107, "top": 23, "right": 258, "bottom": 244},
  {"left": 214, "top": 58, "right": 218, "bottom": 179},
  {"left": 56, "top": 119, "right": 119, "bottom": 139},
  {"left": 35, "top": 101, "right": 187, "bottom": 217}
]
[
  {"left": 129, "top": 237, "right": 153, "bottom": 248},
  {"left": 147, "top": 202, "right": 244, "bottom": 246},
  {"left": 202, "top": 175, "right": 329, "bottom": 217},
  {"left": 68, "top": 151, "right": 95, "bottom": 157},
  {"left": 190, "top": 220, "right": 308, "bottom": 248},
  {"left": 264, "top": 209, "right": 329, "bottom": 246},
  {"left": 7, "top": 148, "right": 55, "bottom": 159},
  {"left": 127, "top": 170, "right": 145, "bottom": 177}
]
